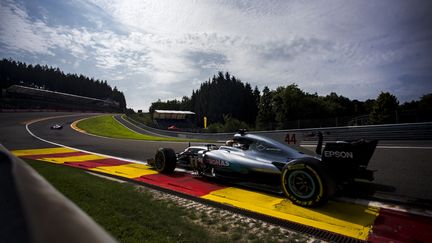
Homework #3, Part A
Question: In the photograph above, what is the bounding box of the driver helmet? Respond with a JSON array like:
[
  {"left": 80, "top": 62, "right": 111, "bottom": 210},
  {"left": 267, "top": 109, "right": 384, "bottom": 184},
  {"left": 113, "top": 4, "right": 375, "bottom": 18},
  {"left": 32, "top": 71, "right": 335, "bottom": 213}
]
[{"left": 225, "top": 139, "right": 235, "bottom": 146}]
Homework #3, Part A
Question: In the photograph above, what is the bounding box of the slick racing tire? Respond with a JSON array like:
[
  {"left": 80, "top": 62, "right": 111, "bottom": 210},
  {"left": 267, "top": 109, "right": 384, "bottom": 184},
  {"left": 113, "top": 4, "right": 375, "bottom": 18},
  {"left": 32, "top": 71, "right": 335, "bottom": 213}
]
[
  {"left": 154, "top": 148, "right": 177, "bottom": 174},
  {"left": 281, "top": 158, "right": 335, "bottom": 207}
]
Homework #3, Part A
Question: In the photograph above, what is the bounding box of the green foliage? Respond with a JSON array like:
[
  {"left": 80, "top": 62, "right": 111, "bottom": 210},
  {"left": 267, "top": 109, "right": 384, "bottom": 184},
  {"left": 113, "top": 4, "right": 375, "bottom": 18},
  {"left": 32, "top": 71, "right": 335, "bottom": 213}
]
[
  {"left": 369, "top": 92, "right": 399, "bottom": 124},
  {"left": 125, "top": 108, "right": 135, "bottom": 114},
  {"left": 206, "top": 115, "right": 250, "bottom": 133},
  {"left": 222, "top": 115, "right": 250, "bottom": 132},
  {"left": 400, "top": 100, "right": 419, "bottom": 111},
  {"left": 0, "top": 58, "right": 126, "bottom": 110},
  {"left": 419, "top": 93, "right": 432, "bottom": 110},
  {"left": 253, "top": 85, "right": 260, "bottom": 108},
  {"left": 149, "top": 72, "right": 258, "bottom": 126},
  {"left": 206, "top": 122, "right": 224, "bottom": 133},
  {"left": 271, "top": 84, "right": 307, "bottom": 128},
  {"left": 256, "top": 86, "right": 275, "bottom": 130},
  {"left": 192, "top": 72, "right": 258, "bottom": 126},
  {"left": 269, "top": 84, "right": 332, "bottom": 128},
  {"left": 398, "top": 93, "right": 432, "bottom": 123},
  {"left": 149, "top": 96, "right": 192, "bottom": 117},
  {"left": 255, "top": 84, "right": 380, "bottom": 129},
  {"left": 321, "top": 92, "right": 353, "bottom": 116}
]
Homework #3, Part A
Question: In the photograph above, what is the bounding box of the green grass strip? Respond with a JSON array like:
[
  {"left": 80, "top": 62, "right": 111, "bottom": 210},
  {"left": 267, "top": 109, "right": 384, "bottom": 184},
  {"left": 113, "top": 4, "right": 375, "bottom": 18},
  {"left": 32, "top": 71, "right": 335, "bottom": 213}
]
[
  {"left": 76, "top": 115, "right": 201, "bottom": 142},
  {"left": 25, "top": 159, "right": 228, "bottom": 243}
]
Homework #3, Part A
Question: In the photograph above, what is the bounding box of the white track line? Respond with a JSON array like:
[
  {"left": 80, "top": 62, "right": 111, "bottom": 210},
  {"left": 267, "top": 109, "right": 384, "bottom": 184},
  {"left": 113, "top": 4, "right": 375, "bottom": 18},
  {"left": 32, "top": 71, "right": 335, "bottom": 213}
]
[{"left": 25, "top": 115, "right": 146, "bottom": 164}]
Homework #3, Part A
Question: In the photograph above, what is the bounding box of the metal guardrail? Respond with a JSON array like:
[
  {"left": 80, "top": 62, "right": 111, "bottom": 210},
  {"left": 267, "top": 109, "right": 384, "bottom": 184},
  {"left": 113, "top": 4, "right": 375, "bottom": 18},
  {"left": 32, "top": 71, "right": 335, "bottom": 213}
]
[
  {"left": 299, "top": 122, "right": 432, "bottom": 141},
  {"left": 123, "top": 115, "right": 234, "bottom": 140},
  {"left": 123, "top": 115, "right": 432, "bottom": 143}
]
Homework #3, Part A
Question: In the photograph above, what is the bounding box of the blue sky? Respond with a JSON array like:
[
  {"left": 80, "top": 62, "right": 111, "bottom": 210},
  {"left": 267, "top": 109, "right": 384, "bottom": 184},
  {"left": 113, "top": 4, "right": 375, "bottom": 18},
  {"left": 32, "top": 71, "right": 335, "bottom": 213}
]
[{"left": 1, "top": 0, "right": 431, "bottom": 110}]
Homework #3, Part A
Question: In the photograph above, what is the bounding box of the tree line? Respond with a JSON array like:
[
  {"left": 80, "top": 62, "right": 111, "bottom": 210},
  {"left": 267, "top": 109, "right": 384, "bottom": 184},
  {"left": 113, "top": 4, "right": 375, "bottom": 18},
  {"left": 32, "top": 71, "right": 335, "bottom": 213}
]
[
  {"left": 150, "top": 72, "right": 259, "bottom": 126},
  {"left": 0, "top": 58, "right": 126, "bottom": 110},
  {"left": 149, "top": 71, "right": 432, "bottom": 131}
]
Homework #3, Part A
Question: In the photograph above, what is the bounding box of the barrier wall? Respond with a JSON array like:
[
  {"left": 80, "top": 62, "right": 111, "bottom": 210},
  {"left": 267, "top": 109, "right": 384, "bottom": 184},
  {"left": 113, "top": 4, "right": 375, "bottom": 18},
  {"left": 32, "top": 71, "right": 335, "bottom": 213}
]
[
  {"left": 123, "top": 115, "right": 432, "bottom": 144},
  {"left": 0, "top": 144, "right": 116, "bottom": 243}
]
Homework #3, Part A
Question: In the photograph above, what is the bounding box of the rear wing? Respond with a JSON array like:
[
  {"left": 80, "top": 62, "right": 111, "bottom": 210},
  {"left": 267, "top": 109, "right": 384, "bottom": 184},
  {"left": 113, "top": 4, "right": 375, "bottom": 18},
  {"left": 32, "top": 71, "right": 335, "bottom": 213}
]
[
  {"left": 322, "top": 139, "right": 378, "bottom": 181},
  {"left": 322, "top": 140, "right": 378, "bottom": 167}
]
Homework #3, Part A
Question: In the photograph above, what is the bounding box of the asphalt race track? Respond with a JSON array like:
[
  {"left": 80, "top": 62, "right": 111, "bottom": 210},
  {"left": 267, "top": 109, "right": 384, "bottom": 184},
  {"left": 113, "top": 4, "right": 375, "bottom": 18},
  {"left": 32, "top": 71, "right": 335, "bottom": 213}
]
[
  {"left": 116, "top": 114, "right": 432, "bottom": 205},
  {"left": 1, "top": 111, "right": 432, "bottom": 205},
  {"left": 1, "top": 112, "right": 193, "bottom": 159}
]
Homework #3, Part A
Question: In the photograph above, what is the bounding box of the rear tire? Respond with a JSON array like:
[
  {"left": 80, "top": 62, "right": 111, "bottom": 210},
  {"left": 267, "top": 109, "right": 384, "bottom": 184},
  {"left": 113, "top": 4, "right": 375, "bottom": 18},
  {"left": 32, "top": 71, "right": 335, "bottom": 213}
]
[
  {"left": 154, "top": 148, "right": 177, "bottom": 174},
  {"left": 281, "top": 158, "right": 335, "bottom": 207}
]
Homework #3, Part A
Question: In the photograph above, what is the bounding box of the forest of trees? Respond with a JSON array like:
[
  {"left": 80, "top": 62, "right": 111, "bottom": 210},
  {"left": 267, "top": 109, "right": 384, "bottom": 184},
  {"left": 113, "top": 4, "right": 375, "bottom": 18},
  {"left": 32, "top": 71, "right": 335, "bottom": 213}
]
[
  {"left": 0, "top": 58, "right": 126, "bottom": 110},
  {"left": 149, "top": 71, "right": 432, "bottom": 131},
  {"left": 150, "top": 72, "right": 259, "bottom": 127}
]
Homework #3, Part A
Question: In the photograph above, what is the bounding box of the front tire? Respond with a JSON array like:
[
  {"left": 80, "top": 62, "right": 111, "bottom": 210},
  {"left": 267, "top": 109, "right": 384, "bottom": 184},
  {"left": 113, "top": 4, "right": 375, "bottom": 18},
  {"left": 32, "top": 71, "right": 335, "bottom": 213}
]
[
  {"left": 281, "top": 158, "right": 335, "bottom": 207},
  {"left": 154, "top": 148, "right": 177, "bottom": 174}
]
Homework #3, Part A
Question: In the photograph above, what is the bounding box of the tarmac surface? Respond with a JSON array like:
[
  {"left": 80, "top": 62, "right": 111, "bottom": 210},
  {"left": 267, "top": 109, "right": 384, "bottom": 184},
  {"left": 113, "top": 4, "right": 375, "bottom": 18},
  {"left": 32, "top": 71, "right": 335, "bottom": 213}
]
[{"left": 1, "top": 112, "right": 432, "bottom": 207}]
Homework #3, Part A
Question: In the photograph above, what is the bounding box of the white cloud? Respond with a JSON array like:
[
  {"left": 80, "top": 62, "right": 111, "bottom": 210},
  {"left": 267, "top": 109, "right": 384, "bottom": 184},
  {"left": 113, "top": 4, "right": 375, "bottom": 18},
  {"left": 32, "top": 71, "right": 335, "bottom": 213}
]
[
  {"left": 1, "top": 0, "right": 431, "bottom": 110},
  {"left": 0, "top": 1, "right": 54, "bottom": 55}
]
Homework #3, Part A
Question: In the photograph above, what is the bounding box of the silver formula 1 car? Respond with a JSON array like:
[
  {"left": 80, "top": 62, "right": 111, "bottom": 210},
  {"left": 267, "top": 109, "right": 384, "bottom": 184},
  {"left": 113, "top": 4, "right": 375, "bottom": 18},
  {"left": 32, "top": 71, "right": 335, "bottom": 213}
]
[{"left": 148, "top": 130, "right": 377, "bottom": 207}]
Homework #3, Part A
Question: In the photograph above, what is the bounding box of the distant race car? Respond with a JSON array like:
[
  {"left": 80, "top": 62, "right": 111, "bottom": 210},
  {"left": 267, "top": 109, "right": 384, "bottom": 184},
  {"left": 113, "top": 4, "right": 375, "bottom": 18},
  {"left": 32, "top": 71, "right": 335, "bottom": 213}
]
[
  {"left": 167, "top": 125, "right": 180, "bottom": 131},
  {"left": 50, "top": 124, "right": 63, "bottom": 130},
  {"left": 148, "top": 130, "right": 377, "bottom": 207}
]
